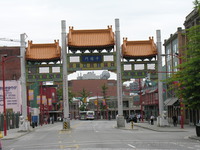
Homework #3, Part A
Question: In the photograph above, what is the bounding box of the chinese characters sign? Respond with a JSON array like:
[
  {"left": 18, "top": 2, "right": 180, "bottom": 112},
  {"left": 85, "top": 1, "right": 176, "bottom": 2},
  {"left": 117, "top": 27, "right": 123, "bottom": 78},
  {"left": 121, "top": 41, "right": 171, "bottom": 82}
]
[{"left": 81, "top": 55, "right": 102, "bottom": 63}]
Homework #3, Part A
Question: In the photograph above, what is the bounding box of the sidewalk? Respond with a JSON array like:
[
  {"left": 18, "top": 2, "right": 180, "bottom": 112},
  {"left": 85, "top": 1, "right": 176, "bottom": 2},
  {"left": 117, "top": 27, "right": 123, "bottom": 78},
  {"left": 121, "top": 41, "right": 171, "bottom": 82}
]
[
  {"left": 121, "top": 121, "right": 200, "bottom": 141},
  {"left": 1, "top": 127, "right": 35, "bottom": 140},
  {"left": 1, "top": 122, "right": 61, "bottom": 140}
]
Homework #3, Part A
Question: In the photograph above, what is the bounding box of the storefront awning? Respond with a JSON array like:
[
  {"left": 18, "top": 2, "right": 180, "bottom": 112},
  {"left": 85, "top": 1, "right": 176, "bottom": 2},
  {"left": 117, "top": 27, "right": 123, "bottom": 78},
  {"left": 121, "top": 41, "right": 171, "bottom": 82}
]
[{"left": 164, "top": 97, "right": 178, "bottom": 106}]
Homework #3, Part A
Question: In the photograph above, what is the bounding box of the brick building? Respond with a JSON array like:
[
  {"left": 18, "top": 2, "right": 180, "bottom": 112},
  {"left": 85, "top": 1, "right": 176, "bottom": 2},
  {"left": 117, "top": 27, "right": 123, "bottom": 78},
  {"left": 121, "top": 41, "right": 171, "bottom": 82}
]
[
  {"left": 69, "top": 79, "right": 117, "bottom": 97},
  {"left": 0, "top": 47, "right": 21, "bottom": 80}
]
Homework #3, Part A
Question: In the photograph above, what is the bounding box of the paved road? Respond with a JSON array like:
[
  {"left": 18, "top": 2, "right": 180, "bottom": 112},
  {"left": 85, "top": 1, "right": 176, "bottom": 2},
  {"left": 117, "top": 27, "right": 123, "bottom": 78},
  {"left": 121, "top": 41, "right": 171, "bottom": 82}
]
[{"left": 2, "top": 120, "right": 200, "bottom": 150}]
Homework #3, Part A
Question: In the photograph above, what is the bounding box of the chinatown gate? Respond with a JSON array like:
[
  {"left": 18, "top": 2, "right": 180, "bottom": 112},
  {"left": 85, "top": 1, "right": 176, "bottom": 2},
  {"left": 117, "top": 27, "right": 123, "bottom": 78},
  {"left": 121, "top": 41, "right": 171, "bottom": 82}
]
[{"left": 26, "top": 19, "right": 159, "bottom": 129}]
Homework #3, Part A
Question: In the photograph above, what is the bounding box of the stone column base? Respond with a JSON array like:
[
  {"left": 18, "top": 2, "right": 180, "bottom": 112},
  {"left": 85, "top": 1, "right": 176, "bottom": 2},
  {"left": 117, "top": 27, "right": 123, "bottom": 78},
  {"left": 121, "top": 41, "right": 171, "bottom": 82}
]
[
  {"left": 116, "top": 115, "right": 125, "bottom": 128},
  {"left": 63, "top": 118, "right": 70, "bottom": 129}
]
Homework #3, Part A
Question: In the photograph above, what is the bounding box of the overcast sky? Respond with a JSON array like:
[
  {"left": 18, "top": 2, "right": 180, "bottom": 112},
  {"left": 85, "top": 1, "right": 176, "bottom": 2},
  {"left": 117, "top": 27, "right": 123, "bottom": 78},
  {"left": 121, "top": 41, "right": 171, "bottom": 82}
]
[
  {"left": 0, "top": 0, "right": 195, "bottom": 80},
  {"left": 0, "top": 0, "right": 194, "bottom": 45}
]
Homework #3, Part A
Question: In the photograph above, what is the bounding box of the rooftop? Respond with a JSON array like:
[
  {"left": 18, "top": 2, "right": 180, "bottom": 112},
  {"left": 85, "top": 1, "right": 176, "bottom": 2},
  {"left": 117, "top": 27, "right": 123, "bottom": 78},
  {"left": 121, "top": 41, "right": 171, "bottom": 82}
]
[
  {"left": 122, "top": 37, "right": 157, "bottom": 59},
  {"left": 68, "top": 26, "right": 115, "bottom": 50},
  {"left": 25, "top": 40, "right": 61, "bottom": 61}
]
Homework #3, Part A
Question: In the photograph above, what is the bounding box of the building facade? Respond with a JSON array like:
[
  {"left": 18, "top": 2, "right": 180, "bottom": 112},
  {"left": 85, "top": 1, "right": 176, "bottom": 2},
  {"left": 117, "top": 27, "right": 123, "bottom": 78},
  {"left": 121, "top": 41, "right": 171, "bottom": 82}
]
[
  {"left": 0, "top": 47, "right": 21, "bottom": 80},
  {"left": 68, "top": 79, "right": 138, "bottom": 119},
  {"left": 163, "top": 27, "right": 187, "bottom": 124}
]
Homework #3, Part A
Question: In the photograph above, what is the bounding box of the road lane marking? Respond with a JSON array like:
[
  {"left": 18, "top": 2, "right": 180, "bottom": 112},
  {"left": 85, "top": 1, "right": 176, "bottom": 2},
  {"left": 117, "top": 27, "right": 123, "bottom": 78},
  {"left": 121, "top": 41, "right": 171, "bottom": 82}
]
[
  {"left": 59, "top": 145, "right": 64, "bottom": 149},
  {"left": 59, "top": 130, "right": 71, "bottom": 134},
  {"left": 71, "top": 122, "right": 84, "bottom": 129},
  {"left": 59, "top": 145, "right": 79, "bottom": 149},
  {"left": 128, "top": 144, "right": 136, "bottom": 149}
]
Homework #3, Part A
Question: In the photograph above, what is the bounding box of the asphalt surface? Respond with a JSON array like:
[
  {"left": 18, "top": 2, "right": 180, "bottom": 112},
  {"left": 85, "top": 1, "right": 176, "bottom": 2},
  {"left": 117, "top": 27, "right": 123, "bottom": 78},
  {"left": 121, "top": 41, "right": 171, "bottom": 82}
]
[{"left": 1, "top": 120, "right": 199, "bottom": 141}]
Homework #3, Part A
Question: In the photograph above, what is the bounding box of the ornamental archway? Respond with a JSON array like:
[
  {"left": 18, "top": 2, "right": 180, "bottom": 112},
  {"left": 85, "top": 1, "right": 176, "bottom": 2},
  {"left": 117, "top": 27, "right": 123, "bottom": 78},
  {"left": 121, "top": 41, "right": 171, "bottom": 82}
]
[{"left": 25, "top": 20, "right": 159, "bottom": 128}]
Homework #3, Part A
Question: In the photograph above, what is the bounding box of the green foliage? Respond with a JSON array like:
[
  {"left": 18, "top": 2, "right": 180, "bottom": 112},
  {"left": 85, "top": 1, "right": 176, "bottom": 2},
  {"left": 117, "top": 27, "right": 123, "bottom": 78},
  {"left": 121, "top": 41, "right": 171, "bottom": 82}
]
[
  {"left": 78, "top": 88, "right": 90, "bottom": 111},
  {"left": 78, "top": 88, "right": 90, "bottom": 99},
  {"left": 56, "top": 87, "right": 76, "bottom": 103},
  {"left": 57, "top": 88, "right": 63, "bottom": 101},
  {"left": 100, "top": 83, "right": 109, "bottom": 111},
  {"left": 193, "top": 0, "right": 200, "bottom": 10},
  {"left": 168, "top": 25, "right": 200, "bottom": 109},
  {"left": 101, "top": 83, "right": 108, "bottom": 99}
]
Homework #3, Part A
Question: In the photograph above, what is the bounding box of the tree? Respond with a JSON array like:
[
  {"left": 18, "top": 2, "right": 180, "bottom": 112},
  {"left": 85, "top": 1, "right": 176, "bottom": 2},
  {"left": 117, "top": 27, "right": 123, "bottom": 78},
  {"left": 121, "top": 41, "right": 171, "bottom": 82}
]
[
  {"left": 56, "top": 87, "right": 76, "bottom": 109},
  {"left": 101, "top": 83, "right": 108, "bottom": 99},
  {"left": 193, "top": 0, "right": 200, "bottom": 10},
  {"left": 78, "top": 88, "right": 90, "bottom": 111},
  {"left": 101, "top": 83, "right": 109, "bottom": 119},
  {"left": 168, "top": 2, "right": 200, "bottom": 109}
]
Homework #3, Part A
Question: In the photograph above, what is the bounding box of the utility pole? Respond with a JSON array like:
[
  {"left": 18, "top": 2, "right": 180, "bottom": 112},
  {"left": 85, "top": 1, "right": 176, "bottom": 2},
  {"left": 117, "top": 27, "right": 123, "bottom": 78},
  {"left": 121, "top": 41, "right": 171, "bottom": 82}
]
[
  {"left": 61, "top": 20, "right": 70, "bottom": 129},
  {"left": 115, "top": 18, "right": 125, "bottom": 127}
]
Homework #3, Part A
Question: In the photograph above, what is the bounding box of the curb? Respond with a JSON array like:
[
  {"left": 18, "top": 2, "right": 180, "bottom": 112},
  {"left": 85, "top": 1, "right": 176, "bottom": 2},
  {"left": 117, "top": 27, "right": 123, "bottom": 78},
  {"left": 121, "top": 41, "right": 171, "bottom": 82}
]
[
  {"left": 114, "top": 126, "right": 139, "bottom": 131},
  {"left": 2, "top": 129, "right": 35, "bottom": 140},
  {"left": 128, "top": 123, "right": 188, "bottom": 132},
  {"left": 189, "top": 136, "right": 200, "bottom": 141}
]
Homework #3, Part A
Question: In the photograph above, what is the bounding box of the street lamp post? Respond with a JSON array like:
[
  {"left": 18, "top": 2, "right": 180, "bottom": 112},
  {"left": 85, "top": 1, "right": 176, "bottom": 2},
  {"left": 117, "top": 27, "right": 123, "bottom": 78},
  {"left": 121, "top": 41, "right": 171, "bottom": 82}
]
[
  {"left": 2, "top": 56, "right": 6, "bottom": 136},
  {"left": 175, "top": 53, "right": 184, "bottom": 129},
  {"left": 1, "top": 55, "right": 22, "bottom": 136},
  {"left": 139, "top": 78, "right": 143, "bottom": 122},
  {"left": 97, "top": 93, "right": 99, "bottom": 120}
]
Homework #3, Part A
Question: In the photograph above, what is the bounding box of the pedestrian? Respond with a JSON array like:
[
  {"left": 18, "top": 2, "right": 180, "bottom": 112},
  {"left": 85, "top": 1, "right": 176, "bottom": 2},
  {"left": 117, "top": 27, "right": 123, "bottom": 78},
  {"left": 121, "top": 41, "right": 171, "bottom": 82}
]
[
  {"left": 150, "top": 115, "right": 154, "bottom": 125},
  {"left": 126, "top": 116, "right": 129, "bottom": 123},
  {"left": 137, "top": 114, "right": 141, "bottom": 121},
  {"left": 172, "top": 115, "right": 177, "bottom": 127}
]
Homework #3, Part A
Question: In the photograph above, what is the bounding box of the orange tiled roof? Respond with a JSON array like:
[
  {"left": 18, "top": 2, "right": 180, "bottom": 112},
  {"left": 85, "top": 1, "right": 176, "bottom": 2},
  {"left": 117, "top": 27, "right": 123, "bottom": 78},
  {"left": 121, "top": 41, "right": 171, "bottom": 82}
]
[
  {"left": 68, "top": 26, "right": 115, "bottom": 48},
  {"left": 26, "top": 40, "right": 61, "bottom": 61},
  {"left": 122, "top": 37, "right": 157, "bottom": 59}
]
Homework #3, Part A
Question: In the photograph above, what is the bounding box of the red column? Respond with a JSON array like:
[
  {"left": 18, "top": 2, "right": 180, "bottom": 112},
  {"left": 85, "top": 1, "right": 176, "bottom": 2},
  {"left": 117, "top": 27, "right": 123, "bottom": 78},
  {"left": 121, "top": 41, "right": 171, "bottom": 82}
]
[
  {"left": 179, "top": 55, "right": 184, "bottom": 129},
  {"left": 139, "top": 78, "right": 143, "bottom": 122},
  {"left": 2, "top": 57, "right": 7, "bottom": 136}
]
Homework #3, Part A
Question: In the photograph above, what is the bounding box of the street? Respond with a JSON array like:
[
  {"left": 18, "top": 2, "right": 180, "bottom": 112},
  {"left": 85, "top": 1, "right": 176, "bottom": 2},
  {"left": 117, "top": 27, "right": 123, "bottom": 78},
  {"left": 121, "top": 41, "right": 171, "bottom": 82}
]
[{"left": 2, "top": 120, "right": 200, "bottom": 150}]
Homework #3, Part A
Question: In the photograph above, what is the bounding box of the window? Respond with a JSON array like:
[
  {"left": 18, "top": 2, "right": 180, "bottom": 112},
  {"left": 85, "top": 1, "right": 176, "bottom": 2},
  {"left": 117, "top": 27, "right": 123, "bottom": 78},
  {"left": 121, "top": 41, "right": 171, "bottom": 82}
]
[
  {"left": 166, "top": 45, "right": 171, "bottom": 61},
  {"left": 172, "top": 39, "right": 178, "bottom": 54},
  {"left": 167, "top": 65, "right": 171, "bottom": 77},
  {"left": 123, "top": 101, "right": 129, "bottom": 108},
  {"left": 174, "top": 61, "right": 178, "bottom": 72}
]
